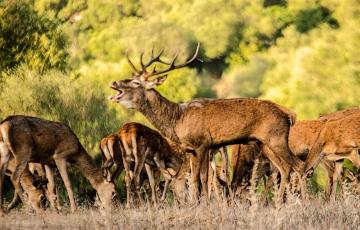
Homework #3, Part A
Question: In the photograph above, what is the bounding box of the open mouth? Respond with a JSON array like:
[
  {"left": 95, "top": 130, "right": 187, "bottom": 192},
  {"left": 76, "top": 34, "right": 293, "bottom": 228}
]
[{"left": 108, "top": 88, "right": 124, "bottom": 101}]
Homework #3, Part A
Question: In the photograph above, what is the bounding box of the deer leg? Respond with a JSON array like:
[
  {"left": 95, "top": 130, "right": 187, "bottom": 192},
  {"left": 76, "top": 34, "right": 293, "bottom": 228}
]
[
  {"left": 133, "top": 149, "right": 148, "bottom": 206},
  {"left": 322, "top": 160, "right": 335, "bottom": 200},
  {"left": 189, "top": 147, "right": 208, "bottom": 202},
  {"left": 54, "top": 158, "right": 76, "bottom": 213},
  {"left": 160, "top": 178, "right": 170, "bottom": 202},
  {"left": 330, "top": 161, "right": 343, "bottom": 201},
  {"left": 207, "top": 161, "right": 212, "bottom": 200},
  {"left": 261, "top": 145, "right": 290, "bottom": 202},
  {"left": 144, "top": 164, "right": 157, "bottom": 206},
  {"left": 111, "top": 162, "right": 122, "bottom": 182},
  {"left": 44, "top": 164, "right": 60, "bottom": 212},
  {"left": 0, "top": 143, "right": 10, "bottom": 215},
  {"left": 124, "top": 166, "right": 132, "bottom": 208},
  {"left": 122, "top": 142, "right": 133, "bottom": 208},
  {"left": 212, "top": 170, "right": 221, "bottom": 202},
  {"left": 11, "top": 153, "right": 32, "bottom": 210},
  {"left": 6, "top": 191, "right": 19, "bottom": 211},
  {"left": 220, "top": 147, "right": 229, "bottom": 187},
  {"left": 200, "top": 150, "right": 209, "bottom": 199}
]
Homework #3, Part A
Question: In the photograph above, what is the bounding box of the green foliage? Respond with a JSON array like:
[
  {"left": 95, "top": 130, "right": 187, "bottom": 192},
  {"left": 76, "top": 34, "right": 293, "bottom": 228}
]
[
  {"left": 261, "top": 1, "right": 360, "bottom": 119},
  {"left": 215, "top": 55, "right": 268, "bottom": 98},
  {"left": 0, "top": 66, "right": 121, "bottom": 154},
  {"left": 2, "top": 0, "right": 360, "bottom": 201},
  {"left": 0, "top": 0, "right": 68, "bottom": 72}
]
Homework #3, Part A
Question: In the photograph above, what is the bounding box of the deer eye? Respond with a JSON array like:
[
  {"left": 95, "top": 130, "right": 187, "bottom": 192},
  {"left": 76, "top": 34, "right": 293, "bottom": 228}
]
[{"left": 131, "top": 80, "right": 141, "bottom": 88}]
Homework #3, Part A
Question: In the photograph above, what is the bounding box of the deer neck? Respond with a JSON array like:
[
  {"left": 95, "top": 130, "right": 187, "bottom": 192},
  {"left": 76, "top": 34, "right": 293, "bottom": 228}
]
[
  {"left": 73, "top": 147, "right": 104, "bottom": 190},
  {"left": 139, "top": 89, "right": 182, "bottom": 142}
]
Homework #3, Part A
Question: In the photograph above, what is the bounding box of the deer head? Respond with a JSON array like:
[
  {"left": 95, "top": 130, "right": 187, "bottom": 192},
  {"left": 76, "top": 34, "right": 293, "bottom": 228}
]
[
  {"left": 96, "top": 180, "right": 118, "bottom": 212},
  {"left": 109, "top": 43, "right": 200, "bottom": 109}
]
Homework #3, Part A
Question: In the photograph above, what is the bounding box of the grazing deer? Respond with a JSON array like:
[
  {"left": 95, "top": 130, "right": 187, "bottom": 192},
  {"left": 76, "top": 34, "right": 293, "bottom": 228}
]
[
  {"left": 27, "top": 163, "right": 61, "bottom": 211},
  {"left": 99, "top": 133, "right": 172, "bottom": 203},
  {"left": 0, "top": 115, "right": 117, "bottom": 214},
  {"left": 290, "top": 108, "right": 360, "bottom": 199},
  {"left": 304, "top": 110, "right": 360, "bottom": 183},
  {"left": 118, "top": 122, "right": 183, "bottom": 208},
  {"left": 289, "top": 120, "right": 337, "bottom": 199},
  {"left": 109, "top": 44, "right": 303, "bottom": 201},
  {"left": 4, "top": 158, "right": 46, "bottom": 213}
]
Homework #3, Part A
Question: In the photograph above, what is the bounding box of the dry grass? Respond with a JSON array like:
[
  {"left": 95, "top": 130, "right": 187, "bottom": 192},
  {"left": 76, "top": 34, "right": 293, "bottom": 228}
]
[{"left": 1, "top": 195, "right": 360, "bottom": 230}]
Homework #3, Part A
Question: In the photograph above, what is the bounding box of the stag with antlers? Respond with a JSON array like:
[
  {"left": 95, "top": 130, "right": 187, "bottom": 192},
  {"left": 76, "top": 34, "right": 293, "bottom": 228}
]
[{"left": 109, "top": 44, "right": 303, "bottom": 201}]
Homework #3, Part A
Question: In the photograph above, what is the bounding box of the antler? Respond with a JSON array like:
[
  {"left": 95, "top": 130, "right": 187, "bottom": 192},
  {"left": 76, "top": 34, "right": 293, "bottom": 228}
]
[
  {"left": 126, "top": 52, "right": 141, "bottom": 75},
  {"left": 146, "top": 43, "right": 200, "bottom": 79},
  {"left": 126, "top": 43, "right": 200, "bottom": 80}
]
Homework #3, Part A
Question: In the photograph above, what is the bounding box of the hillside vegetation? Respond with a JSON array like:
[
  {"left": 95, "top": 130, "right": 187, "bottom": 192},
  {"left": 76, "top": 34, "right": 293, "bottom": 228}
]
[{"left": 0, "top": 0, "right": 359, "bottom": 205}]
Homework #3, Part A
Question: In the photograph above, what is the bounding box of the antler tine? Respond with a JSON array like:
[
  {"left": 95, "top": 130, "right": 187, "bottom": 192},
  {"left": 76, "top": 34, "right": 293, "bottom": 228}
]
[
  {"left": 126, "top": 51, "right": 141, "bottom": 75},
  {"left": 140, "top": 52, "right": 147, "bottom": 73},
  {"left": 148, "top": 42, "right": 200, "bottom": 78},
  {"left": 149, "top": 65, "right": 157, "bottom": 75},
  {"left": 150, "top": 47, "right": 154, "bottom": 59},
  {"left": 144, "top": 49, "right": 165, "bottom": 68}
]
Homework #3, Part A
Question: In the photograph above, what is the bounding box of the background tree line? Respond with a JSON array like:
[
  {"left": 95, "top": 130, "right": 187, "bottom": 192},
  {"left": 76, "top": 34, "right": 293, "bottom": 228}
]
[{"left": 0, "top": 0, "right": 359, "bottom": 201}]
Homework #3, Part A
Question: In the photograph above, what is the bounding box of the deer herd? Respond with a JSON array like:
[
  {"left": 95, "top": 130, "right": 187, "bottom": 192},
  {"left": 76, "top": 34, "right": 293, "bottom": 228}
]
[{"left": 0, "top": 43, "right": 359, "bottom": 216}]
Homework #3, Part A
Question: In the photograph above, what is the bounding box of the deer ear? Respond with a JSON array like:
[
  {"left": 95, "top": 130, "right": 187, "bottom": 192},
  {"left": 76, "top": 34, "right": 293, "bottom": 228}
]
[
  {"left": 145, "top": 75, "right": 168, "bottom": 89},
  {"left": 154, "top": 75, "right": 167, "bottom": 85}
]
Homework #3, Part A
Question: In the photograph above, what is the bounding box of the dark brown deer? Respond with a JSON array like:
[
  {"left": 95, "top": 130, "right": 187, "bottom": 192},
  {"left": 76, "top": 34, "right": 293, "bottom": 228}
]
[
  {"left": 0, "top": 115, "right": 117, "bottom": 214},
  {"left": 118, "top": 122, "right": 183, "bottom": 207},
  {"left": 109, "top": 44, "right": 303, "bottom": 201},
  {"left": 304, "top": 110, "right": 360, "bottom": 183}
]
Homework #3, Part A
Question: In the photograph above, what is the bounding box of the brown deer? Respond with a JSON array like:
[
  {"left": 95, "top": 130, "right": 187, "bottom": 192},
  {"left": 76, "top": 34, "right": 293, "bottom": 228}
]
[
  {"left": 99, "top": 132, "right": 173, "bottom": 203},
  {"left": 27, "top": 163, "right": 61, "bottom": 211},
  {"left": 109, "top": 44, "right": 303, "bottom": 201},
  {"left": 0, "top": 115, "right": 117, "bottom": 214},
  {"left": 231, "top": 108, "right": 360, "bottom": 201},
  {"left": 118, "top": 122, "right": 183, "bottom": 208},
  {"left": 291, "top": 108, "right": 359, "bottom": 199},
  {"left": 304, "top": 110, "right": 360, "bottom": 184},
  {"left": 4, "top": 159, "right": 46, "bottom": 213}
]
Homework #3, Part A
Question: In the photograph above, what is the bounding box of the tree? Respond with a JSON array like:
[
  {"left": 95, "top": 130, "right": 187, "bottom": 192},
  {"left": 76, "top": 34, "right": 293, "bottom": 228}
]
[
  {"left": 261, "top": 0, "right": 360, "bottom": 119},
  {"left": 0, "top": 0, "right": 68, "bottom": 72}
]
